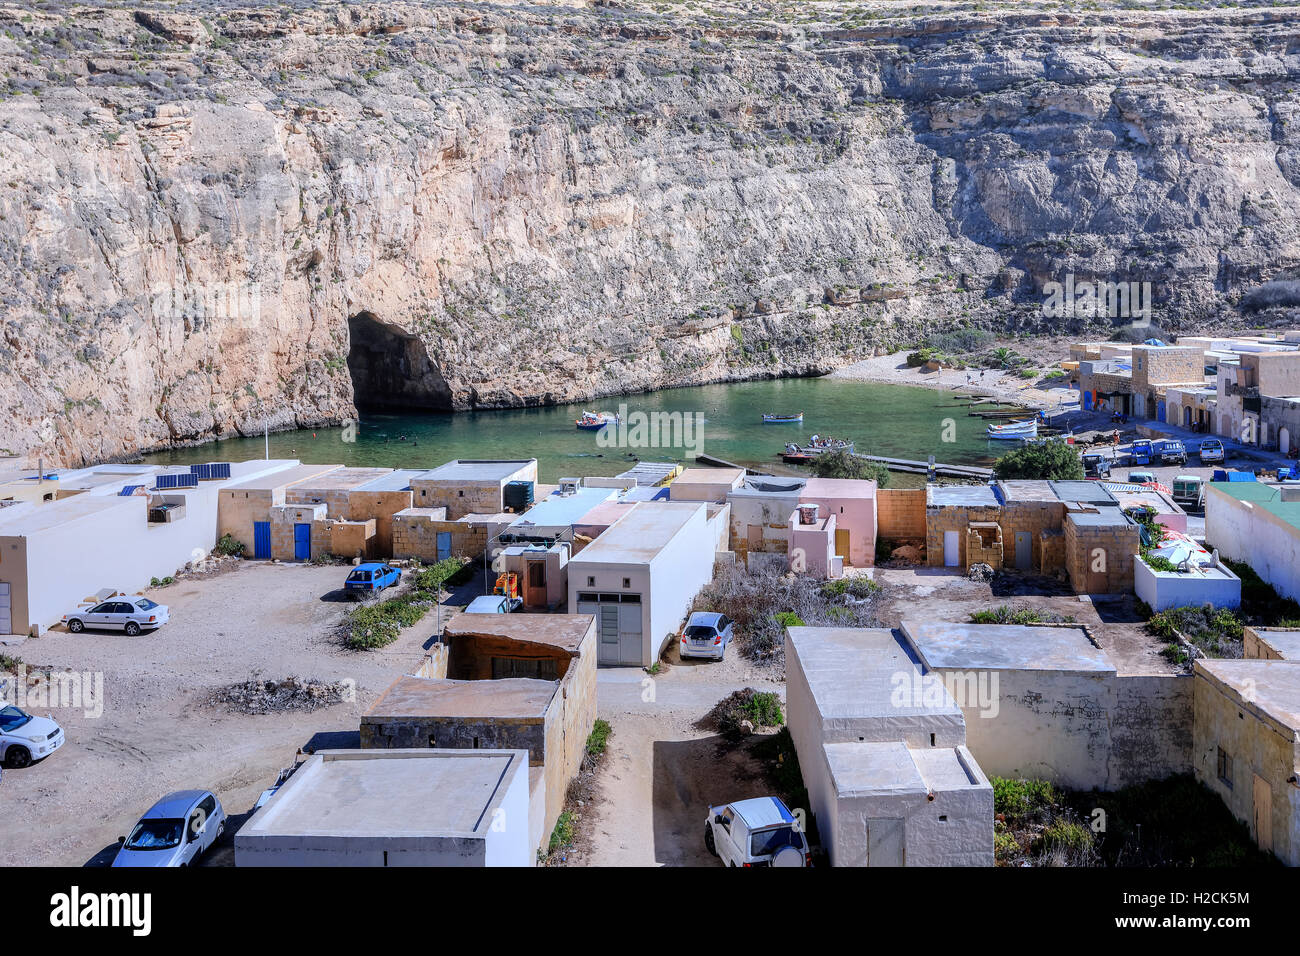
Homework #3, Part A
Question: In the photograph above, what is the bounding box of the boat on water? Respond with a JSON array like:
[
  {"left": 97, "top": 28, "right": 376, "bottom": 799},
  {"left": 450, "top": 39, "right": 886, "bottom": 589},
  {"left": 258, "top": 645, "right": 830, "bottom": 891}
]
[
  {"left": 784, "top": 436, "right": 854, "bottom": 457},
  {"left": 986, "top": 419, "right": 1038, "bottom": 440},
  {"left": 762, "top": 412, "right": 804, "bottom": 424},
  {"left": 575, "top": 410, "right": 619, "bottom": 430}
]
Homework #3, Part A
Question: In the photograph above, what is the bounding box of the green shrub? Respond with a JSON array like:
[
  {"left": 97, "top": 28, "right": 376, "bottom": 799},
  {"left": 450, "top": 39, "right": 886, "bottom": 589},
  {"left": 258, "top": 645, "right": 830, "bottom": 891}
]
[
  {"left": 548, "top": 810, "right": 576, "bottom": 854},
  {"left": 710, "top": 688, "right": 785, "bottom": 736},
  {"left": 213, "top": 533, "right": 245, "bottom": 557},
  {"left": 993, "top": 438, "right": 1084, "bottom": 481},
  {"left": 993, "top": 777, "right": 1057, "bottom": 824},
  {"left": 585, "top": 719, "right": 612, "bottom": 757},
  {"left": 773, "top": 611, "right": 805, "bottom": 628},
  {"left": 971, "top": 605, "right": 1073, "bottom": 625},
  {"left": 809, "top": 449, "right": 890, "bottom": 487}
]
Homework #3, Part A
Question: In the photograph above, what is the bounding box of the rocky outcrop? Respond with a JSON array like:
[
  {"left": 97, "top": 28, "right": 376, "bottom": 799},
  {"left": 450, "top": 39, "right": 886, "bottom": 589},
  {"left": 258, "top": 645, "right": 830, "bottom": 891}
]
[{"left": 1, "top": 1, "right": 1299, "bottom": 465}]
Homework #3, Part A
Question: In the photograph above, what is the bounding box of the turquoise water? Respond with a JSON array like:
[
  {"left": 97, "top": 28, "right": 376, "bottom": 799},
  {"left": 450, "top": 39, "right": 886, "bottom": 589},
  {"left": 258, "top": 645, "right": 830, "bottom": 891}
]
[{"left": 143, "top": 378, "right": 1017, "bottom": 482}]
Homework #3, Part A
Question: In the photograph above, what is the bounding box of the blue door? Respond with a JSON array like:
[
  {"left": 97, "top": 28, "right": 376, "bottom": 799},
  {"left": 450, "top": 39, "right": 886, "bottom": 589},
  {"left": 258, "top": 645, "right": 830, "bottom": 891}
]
[
  {"left": 253, "top": 522, "right": 271, "bottom": 559},
  {"left": 1156, "top": 400, "right": 1166, "bottom": 423},
  {"left": 294, "top": 523, "right": 311, "bottom": 561},
  {"left": 436, "top": 532, "right": 451, "bottom": 561}
]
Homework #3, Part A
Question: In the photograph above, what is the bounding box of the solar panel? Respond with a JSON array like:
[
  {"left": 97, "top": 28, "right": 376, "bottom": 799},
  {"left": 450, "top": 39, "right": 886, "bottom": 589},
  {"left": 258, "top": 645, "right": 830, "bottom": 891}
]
[
  {"left": 190, "top": 463, "right": 232, "bottom": 480},
  {"left": 119, "top": 484, "right": 143, "bottom": 496},
  {"left": 155, "top": 473, "right": 198, "bottom": 489}
]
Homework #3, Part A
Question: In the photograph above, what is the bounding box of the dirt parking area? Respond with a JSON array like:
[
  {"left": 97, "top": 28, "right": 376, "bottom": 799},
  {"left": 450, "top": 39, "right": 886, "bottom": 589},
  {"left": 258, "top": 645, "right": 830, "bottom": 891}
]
[{"left": 0, "top": 562, "right": 444, "bottom": 867}]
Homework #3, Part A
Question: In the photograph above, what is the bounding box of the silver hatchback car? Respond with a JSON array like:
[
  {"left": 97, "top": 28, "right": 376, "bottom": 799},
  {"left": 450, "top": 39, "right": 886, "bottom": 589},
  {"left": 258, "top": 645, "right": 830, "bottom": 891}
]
[{"left": 678, "top": 612, "right": 734, "bottom": 661}]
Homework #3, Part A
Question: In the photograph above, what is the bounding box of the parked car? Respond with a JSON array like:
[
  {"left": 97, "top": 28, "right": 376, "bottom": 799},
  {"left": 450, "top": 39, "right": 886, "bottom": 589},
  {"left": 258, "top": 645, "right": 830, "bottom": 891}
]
[
  {"left": 465, "top": 594, "right": 521, "bottom": 614},
  {"left": 1153, "top": 439, "right": 1187, "bottom": 465},
  {"left": 63, "top": 595, "right": 168, "bottom": 635},
  {"left": 678, "top": 611, "right": 734, "bottom": 661},
  {"left": 112, "top": 790, "right": 226, "bottom": 868},
  {"left": 0, "top": 705, "right": 64, "bottom": 768},
  {"left": 344, "top": 563, "right": 400, "bottom": 598},
  {"left": 1129, "top": 439, "right": 1153, "bottom": 466},
  {"left": 1199, "top": 438, "right": 1226, "bottom": 464},
  {"left": 705, "top": 796, "right": 809, "bottom": 867},
  {"left": 1081, "top": 452, "right": 1111, "bottom": 478},
  {"left": 1128, "top": 470, "right": 1157, "bottom": 486}
]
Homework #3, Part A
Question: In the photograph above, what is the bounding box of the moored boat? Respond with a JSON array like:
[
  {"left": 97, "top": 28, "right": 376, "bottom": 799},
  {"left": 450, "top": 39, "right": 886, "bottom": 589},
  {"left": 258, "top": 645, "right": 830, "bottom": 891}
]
[
  {"left": 576, "top": 410, "right": 619, "bottom": 430},
  {"left": 762, "top": 412, "right": 804, "bottom": 424},
  {"left": 784, "top": 437, "right": 854, "bottom": 456},
  {"left": 986, "top": 419, "right": 1038, "bottom": 440}
]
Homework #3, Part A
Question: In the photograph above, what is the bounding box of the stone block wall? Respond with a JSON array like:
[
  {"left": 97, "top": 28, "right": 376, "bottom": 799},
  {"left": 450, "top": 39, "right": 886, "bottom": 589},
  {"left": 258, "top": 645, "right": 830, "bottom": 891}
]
[
  {"left": 877, "top": 489, "right": 926, "bottom": 541},
  {"left": 1064, "top": 516, "right": 1139, "bottom": 593},
  {"left": 925, "top": 505, "right": 1001, "bottom": 567},
  {"left": 268, "top": 503, "right": 327, "bottom": 561},
  {"left": 999, "top": 501, "right": 1066, "bottom": 571},
  {"left": 965, "top": 524, "right": 1003, "bottom": 569},
  {"left": 1039, "top": 529, "right": 1065, "bottom": 575}
]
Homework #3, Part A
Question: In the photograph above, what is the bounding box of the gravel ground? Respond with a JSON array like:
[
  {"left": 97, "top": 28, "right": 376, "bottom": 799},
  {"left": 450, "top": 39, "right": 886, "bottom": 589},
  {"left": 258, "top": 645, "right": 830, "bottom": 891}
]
[{"left": 0, "top": 562, "right": 444, "bottom": 867}]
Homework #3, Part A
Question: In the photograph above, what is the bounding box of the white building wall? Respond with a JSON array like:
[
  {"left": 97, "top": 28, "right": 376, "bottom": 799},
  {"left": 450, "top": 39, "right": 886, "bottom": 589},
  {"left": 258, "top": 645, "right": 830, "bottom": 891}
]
[
  {"left": 645, "top": 505, "right": 715, "bottom": 663},
  {"left": 1134, "top": 558, "right": 1241, "bottom": 612},
  {"left": 1205, "top": 487, "right": 1300, "bottom": 604}
]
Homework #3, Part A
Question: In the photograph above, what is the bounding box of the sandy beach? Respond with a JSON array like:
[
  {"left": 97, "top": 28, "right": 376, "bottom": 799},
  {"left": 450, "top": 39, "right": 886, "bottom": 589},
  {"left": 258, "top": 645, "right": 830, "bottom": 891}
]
[{"left": 829, "top": 350, "right": 1081, "bottom": 412}]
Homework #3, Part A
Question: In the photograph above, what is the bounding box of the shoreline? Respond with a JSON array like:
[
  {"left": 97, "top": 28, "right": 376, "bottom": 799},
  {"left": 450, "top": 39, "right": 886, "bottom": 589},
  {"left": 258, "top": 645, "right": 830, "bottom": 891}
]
[{"left": 828, "top": 351, "right": 1078, "bottom": 413}]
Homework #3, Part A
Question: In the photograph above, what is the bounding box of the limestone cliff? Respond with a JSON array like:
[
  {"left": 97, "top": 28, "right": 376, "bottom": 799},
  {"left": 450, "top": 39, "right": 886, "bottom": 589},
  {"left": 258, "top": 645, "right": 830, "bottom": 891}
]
[{"left": 2, "top": 0, "right": 1299, "bottom": 465}]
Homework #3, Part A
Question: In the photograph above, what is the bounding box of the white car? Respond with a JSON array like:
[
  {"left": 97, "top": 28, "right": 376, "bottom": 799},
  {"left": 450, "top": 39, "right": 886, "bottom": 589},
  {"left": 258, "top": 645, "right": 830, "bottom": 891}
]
[
  {"left": 0, "top": 705, "right": 65, "bottom": 768},
  {"left": 112, "top": 790, "right": 226, "bottom": 867},
  {"left": 63, "top": 596, "right": 169, "bottom": 635},
  {"left": 705, "top": 796, "right": 809, "bottom": 867}
]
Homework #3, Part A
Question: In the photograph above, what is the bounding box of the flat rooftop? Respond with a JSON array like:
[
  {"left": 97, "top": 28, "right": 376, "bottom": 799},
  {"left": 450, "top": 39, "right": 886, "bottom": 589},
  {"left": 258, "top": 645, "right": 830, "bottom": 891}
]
[
  {"left": 928, "top": 484, "right": 998, "bottom": 508},
  {"left": 289, "top": 467, "right": 394, "bottom": 493},
  {"left": 574, "top": 501, "right": 637, "bottom": 529},
  {"left": 1208, "top": 481, "right": 1300, "bottom": 530},
  {"left": 367, "top": 675, "right": 557, "bottom": 721},
  {"left": 995, "top": 480, "right": 1059, "bottom": 504},
  {"left": 416, "top": 460, "right": 535, "bottom": 483},
  {"left": 0, "top": 492, "right": 140, "bottom": 535},
  {"left": 824, "top": 741, "right": 985, "bottom": 796},
  {"left": 443, "top": 613, "right": 593, "bottom": 654},
  {"left": 787, "top": 627, "right": 960, "bottom": 722},
  {"left": 801, "top": 477, "right": 877, "bottom": 499},
  {"left": 240, "top": 749, "right": 526, "bottom": 839},
  {"left": 505, "top": 487, "right": 615, "bottom": 534},
  {"left": 1249, "top": 628, "right": 1300, "bottom": 661},
  {"left": 615, "top": 461, "right": 681, "bottom": 487},
  {"left": 223, "top": 462, "right": 337, "bottom": 492},
  {"left": 731, "top": 476, "right": 807, "bottom": 497},
  {"left": 1050, "top": 480, "right": 1119, "bottom": 506},
  {"left": 1196, "top": 660, "right": 1300, "bottom": 733},
  {"left": 902, "top": 620, "right": 1116, "bottom": 674},
  {"left": 672, "top": 467, "right": 744, "bottom": 486},
  {"left": 572, "top": 501, "right": 704, "bottom": 564},
  {"left": 1066, "top": 506, "right": 1133, "bottom": 528},
  {"left": 352, "top": 469, "right": 423, "bottom": 493}
]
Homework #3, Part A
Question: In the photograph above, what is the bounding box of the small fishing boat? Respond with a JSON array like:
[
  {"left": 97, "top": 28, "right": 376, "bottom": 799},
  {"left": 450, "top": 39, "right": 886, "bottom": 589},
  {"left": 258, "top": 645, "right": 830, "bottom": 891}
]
[
  {"left": 782, "top": 448, "right": 816, "bottom": 465},
  {"left": 575, "top": 410, "right": 619, "bottom": 430},
  {"left": 762, "top": 412, "right": 804, "bottom": 424},
  {"left": 986, "top": 419, "right": 1038, "bottom": 440},
  {"left": 784, "top": 437, "right": 855, "bottom": 456}
]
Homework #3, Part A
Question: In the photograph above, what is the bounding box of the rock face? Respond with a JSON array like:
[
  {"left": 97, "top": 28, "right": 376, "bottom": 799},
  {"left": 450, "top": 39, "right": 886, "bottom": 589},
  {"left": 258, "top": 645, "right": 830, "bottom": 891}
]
[{"left": 1, "top": 0, "right": 1299, "bottom": 465}]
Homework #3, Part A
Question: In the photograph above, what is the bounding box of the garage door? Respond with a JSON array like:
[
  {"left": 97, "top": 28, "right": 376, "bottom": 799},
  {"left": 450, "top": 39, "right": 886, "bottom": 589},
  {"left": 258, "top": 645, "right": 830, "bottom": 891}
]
[
  {"left": 0, "top": 582, "right": 10, "bottom": 635},
  {"left": 576, "top": 592, "right": 642, "bottom": 666}
]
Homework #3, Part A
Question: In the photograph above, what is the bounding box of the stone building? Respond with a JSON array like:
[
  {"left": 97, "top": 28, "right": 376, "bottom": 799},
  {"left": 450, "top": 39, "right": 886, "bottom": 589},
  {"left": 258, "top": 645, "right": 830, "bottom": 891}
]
[
  {"left": 926, "top": 484, "right": 1001, "bottom": 569},
  {"left": 409, "top": 460, "right": 537, "bottom": 520},
  {"left": 361, "top": 613, "right": 597, "bottom": 857}
]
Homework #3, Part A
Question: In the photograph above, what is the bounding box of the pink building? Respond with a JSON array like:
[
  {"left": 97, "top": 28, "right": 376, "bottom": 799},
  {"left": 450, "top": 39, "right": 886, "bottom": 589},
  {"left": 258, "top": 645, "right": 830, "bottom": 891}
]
[
  {"left": 788, "top": 504, "right": 840, "bottom": 579},
  {"left": 798, "top": 477, "right": 878, "bottom": 567}
]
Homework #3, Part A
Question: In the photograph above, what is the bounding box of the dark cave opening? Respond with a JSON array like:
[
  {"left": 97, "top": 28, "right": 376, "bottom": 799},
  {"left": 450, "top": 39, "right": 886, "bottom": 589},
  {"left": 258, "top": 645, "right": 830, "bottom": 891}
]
[{"left": 346, "top": 311, "right": 452, "bottom": 412}]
